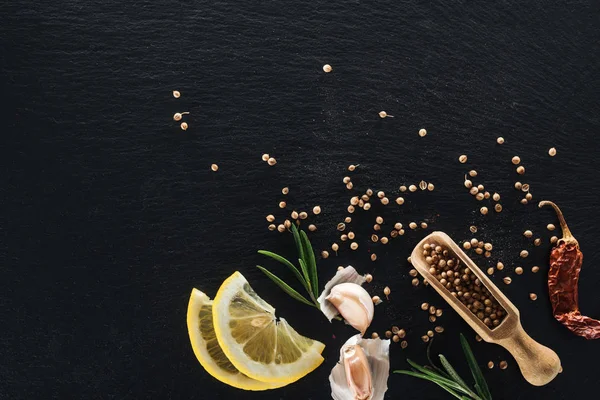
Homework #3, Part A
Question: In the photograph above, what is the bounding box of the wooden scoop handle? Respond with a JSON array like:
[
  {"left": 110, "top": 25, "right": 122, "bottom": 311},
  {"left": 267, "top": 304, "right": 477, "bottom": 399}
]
[{"left": 497, "top": 321, "right": 561, "bottom": 386}]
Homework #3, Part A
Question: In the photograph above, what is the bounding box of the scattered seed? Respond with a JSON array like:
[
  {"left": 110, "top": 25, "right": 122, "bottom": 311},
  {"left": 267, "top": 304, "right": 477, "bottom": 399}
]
[
  {"left": 366, "top": 189, "right": 374, "bottom": 196},
  {"left": 409, "top": 222, "right": 418, "bottom": 230},
  {"left": 411, "top": 278, "right": 420, "bottom": 287},
  {"left": 428, "top": 183, "right": 435, "bottom": 191},
  {"left": 347, "top": 205, "right": 355, "bottom": 213},
  {"left": 470, "top": 238, "right": 479, "bottom": 246},
  {"left": 380, "top": 237, "right": 389, "bottom": 244},
  {"left": 465, "top": 179, "right": 474, "bottom": 189},
  {"left": 469, "top": 170, "right": 478, "bottom": 177},
  {"left": 487, "top": 267, "right": 494, "bottom": 275},
  {"left": 419, "top": 128, "right": 427, "bottom": 137},
  {"left": 409, "top": 185, "right": 417, "bottom": 192},
  {"left": 512, "top": 156, "right": 521, "bottom": 165},
  {"left": 521, "top": 184, "right": 530, "bottom": 192},
  {"left": 470, "top": 226, "right": 478, "bottom": 234},
  {"left": 336, "top": 223, "right": 346, "bottom": 231},
  {"left": 476, "top": 193, "right": 485, "bottom": 201},
  {"left": 384, "top": 286, "right": 391, "bottom": 299},
  {"left": 363, "top": 203, "right": 371, "bottom": 210},
  {"left": 429, "top": 306, "right": 436, "bottom": 315},
  {"left": 399, "top": 185, "right": 407, "bottom": 192},
  {"left": 515, "top": 267, "right": 523, "bottom": 275},
  {"left": 308, "top": 224, "right": 317, "bottom": 232},
  {"left": 550, "top": 236, "right": 558, "bottom": 244},
  {"left": 379, "top": 111, "right": 391, "bottom": 118},
  {"left": 484, "top": 191, "right": 491, "bottom": 199},
  {"left": 525, "top": 193, "right": 532, "bottom": 201},
  {"left": 365, "top": 274, "right": 373, "bottom": 283},
  {"left": 421, "top": 222, "right": 428, "bottom": 229},
  {"left": 346, "top": 182, "right": 354, "bottom": 190},
  {"left": 459, "top": 155, "right": 468, "bottom": 163},
  {"left": 463, "top": 242, "right": 472, "bottom": 250},
  {"left": 436, "top": 309, "right": 443, "bottom": 317},
  {"left": 499, "top": 361, "right": 508, "bottom": 370},
  {"left": 523, "top": 230, "right": 533, "bottom": 238},
  {"left": 385, "top": 330, "right": 393, "bottom": 338},
  {"left": 484, "top": 243, "right": 493, "bottom": 251},
  {"left": 343, "top": 176, "right": 351, "bottom": 184},
  {"left": 549, "top": 147, "right": 557, "bottom": 157},
  {"left": 371, "top": 253, "right": 377, "bottom": 261},
  {"left": 381, "top": 197, "right": 390, "bottom": 205},
  {"left": 497, "top": 261, "right": 504, "bottom": 271},
  {"left": 180, "top": 122, "right": 189, "bottom": 130},
  {"left": 371, "top": 332, "right": 379, "bottom": 339},
  {"left": 392, "top": 335, "right": 400, "bottom": 342},
  {"left": 503, "top": 277, "right": 512, "bottom": 284},
  {"left": 493, "top": 193, "right": 501, "bottom": 201},
  {"left": 409, "top": 269, "right": 418, "bottom": 277},
  {"left": 391, "top": 326, "right": 400, "bottom": 334},
  {"left": 398, "top": 329, "right": 406, "bottom": 338},
  {"left": 277, "top": 224, "right": 286, "bottom": 233},
  {"left": 427, "top": 330, "right": 434, "bottom": 338},
  {"left": 279, "top": 201, "right": 287, "bottom": 209},
  {"left": 331, "top": 243, "right": 339, "bottom": 253},
  {"left": 520, "top": 250, "right": 529, "bottom": 258},
  {"left": 534, "top": 238, "right": 542, "bottom": 246},
  {"left": 419, "top": 180, "right": 428, "bottom": 190},
  {"left": 372, "top": 295, "right": 381, "bottom": 304},
  {"left": 261, "top": 154, "right": 270, "bottom": 162},
  {"left": 268, "top": 157, "right": 278, "bottom": 166},
  {"left": 420, "top": 303, "right": 429, "bottom": 311},
  {"left": 429, "top": 315, "right": 437, "bottom": 323},
  {"left": 435, "top": 326, "right": 444, "bottom": 333},
  {"left": 371, "top": 234, "right": 379, "bottom": 242},
  {"left": 515, "top": 182, "right": 522, "bottom": 190},
  {"left": 475, "top": 335, "right": 482, "bottom": 342},
  {"left": 172, "top": 90, "right": 181, "bottom": 98},
  {"left": 401, "top": 340, "right": 408, "bottom": 349},
  {"left": 348, "top": 232, "right": 355, "bottom": 240},
  {"left": 497, "top": 137, "right": 504, "bottom": 144},
  {"left": 516, "top": 166, "right": 525, "bottom": 175},
  {"left": 323, "top": 64, "right": 332, "bottom": 73},
  {"left": 348, "top": 164, "right": 357, "bottom": 171},
  {"left": 290, "top": 211, "right": 298, "bottom": 220},
  {"left": 421, "top": 335, "right": 430, "bottom": 343},
  {"left": 530, "top": 293, "right": 538, "bottom": 301},
  {"left": 376, "top": 191, "right": 385, "bottom": 199},
  {"left": 350, "top": 242, "right": 358, "bottom": 250},
  {"left": 321, "top": 250, "right": 329, "bottom": 259},
  {"left": 521, "top": 198, "right": 528, "bottom": 205},
  {"left": 477, "top": 184, "right": 484, "bottom": 191},
  {"left": 480, "top": 207, "right": 489, "bottom": 215},
  {"left": 488, "top": 361, "right": 494, "bottom": 369},
  {"left": 494, "top": 204, "right": 503, "bottom": 212},
  {"left": 266, "top": 214, "right": 275, "bottom": 223},
  {"left": 299, "top": 211, "right": 308, "bottom": 219},
  {"left": 547, "top": 223, "right": 556, "bottom": 231},
  {"left": 532, "top": 266, "right": 540, "bottom": 273}
]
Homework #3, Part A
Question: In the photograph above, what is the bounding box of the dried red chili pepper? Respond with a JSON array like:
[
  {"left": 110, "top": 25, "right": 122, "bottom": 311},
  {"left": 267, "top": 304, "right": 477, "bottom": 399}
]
[{"left": 539, "top": 200, "right": 600, "bottom": 339}]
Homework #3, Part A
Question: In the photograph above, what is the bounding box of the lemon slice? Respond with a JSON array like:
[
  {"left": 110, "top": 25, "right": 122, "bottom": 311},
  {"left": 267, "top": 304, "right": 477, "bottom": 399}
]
[
  {"left": 186, "top": 289, "right": 285, "bottom": 390},
  {"left": 213, "top": 271, "right": 325, "bottom": 384}
]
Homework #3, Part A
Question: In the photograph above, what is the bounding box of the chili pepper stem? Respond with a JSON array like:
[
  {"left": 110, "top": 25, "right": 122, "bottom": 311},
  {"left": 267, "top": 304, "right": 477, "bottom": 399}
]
[{"left": 539, "top": 201, "right": 578, "bottom": 245}]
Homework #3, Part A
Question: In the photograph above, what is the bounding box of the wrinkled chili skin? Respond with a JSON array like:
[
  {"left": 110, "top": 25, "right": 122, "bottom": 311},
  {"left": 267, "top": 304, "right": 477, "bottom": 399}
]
[{"left": 549, "top": 241, "right": 600, "bottom": 339}]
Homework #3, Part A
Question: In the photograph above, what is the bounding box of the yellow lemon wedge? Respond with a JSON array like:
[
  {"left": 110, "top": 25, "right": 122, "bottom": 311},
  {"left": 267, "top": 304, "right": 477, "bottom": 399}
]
[
  {"left": 186, "top": 288, "right": 285, "bottom": 390},
  {"left": 212, "top": 271, "right": 325, "bottom": 384}
]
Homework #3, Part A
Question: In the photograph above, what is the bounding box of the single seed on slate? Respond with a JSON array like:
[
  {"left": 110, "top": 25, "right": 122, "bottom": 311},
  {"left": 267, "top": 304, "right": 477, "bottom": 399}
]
[
  {"left": 266, "top": 214, "right": 275, "bottom": 222},
  {"left": 547, "top": 223, "right": 556, "bottom": 231},
  {"left": 391, "top": 326, "right": 400, "bottom": 334},
  {"left": 488, "top": 361, "right": 494, "bottom": 369},
  {"left": 366, "top": 189, "right": 373, "bottom": 196},
  {"left": 550, "top": 236, "right": 558, "bottom": 244},
  {"left": 515, "top": 182, "right": 522, "bottom": 190},
  {"left": 392, "top": 335, "right": 400, "bottom": 342},
  {"left": 427, "top": 330, "right": 434, "bottom": 338},
  {"left": 377, "top": 191, "right": 385, "bottom": 199},
  {"left": 180, "top": 122, "right": 188, "bottom": 130},
  {"left": 394, "top": 222, "right": 403, "bottom": 230},
  {"left": 435, "top": 326, "right": 444, "bottom": 333},
  {"left": 262, "top": 153, "right": 270, "bottom": 162},
  {"left": 331, "top": 243, "right": 339, "bottom": 252},
  {"left": 484, "top": 243, "right": 493, "bottom": 251},
  {"left": 340, "top": 234, "right": 347, "bottom": 241},
  {"left": 421, "top": 303, "right": 429, "bottom": 310},
  {"left": 267, "top": 157, "right": 277, "bottom": 166},
  {"left": 173, "top": 90, "right": 181, "bottom": 98},
  {"left": 463, "top": 242, "right": 472, "bottom": 250},
  {"left": 524, "top": 230, "right": 533, "bottom": 238},
  {"left": 321, "top": 250, "right": 329, "bottom": 259},
  {"left": 484, "top": 191, "right": 490, "bottom": 199},
  {"left": 279, "top": 201, "right": 286, "bottom": 208},
  {"left": 487, "top": 267, "right": 494, "bottom": 275},
  {"left": 380, "top": 237, "right": 389, "bottom": 244},
  {"left": 399, "top": 229, "right": 405, "bottom": 235},
  {"left": 372, "top": 295, "right": 381, "bottom": 304},
  {"left": 465, "top": 179, "right": 473, "bottom": 189},
  {"left": 516, "top": 166, "right": 525, "bottom": 175},
  {"left": 503, "top": 277, "right": 512, "bottom": 284},
  {"left": 469, "top": 170, "right": 477, "bottom": 177},
  {"left": 497, "top": 261, "right": 504, "bottom": 270},
  {"left": 173, "top": 112, "right": 186, "bottom": 121},
  {"left": 429, "top": 306, "right": 436, "bottom": 315},
  {"left": 411, "top": 278, "right": 420, "bottom": 286},
  {"left": 484, "top": 251, "right": 491, "bottom": 258},
  {"left": 495, "top": 204, "right": 503, "bottom": 212},
  {"left": 421, "top": 222, "right": 428, "bottom": 229},
  {"left": 532, "top": 266, "right": 540, "bottom": 273},
  {"left": 470, "top": 226, "right": 478, "bottom": 233},
  {"left": 371, "top": 332, "right": 379, "bottom": 339},
  {"left": 348, "top": 164, "right": 356, "bottom": 171},
  {"left": 428, "top": 183, "right": 435, "bottom": 191},
  {"left": 525, "top": 193, "right": 532, "bottom": 201},
  {"left": 497, "top": 137, "right": 504, "bottom": 144},
  {"left": 337, "top": 222, "right": 346, "bottom": 231},
  {"left": 499, "top": 361, "right": 508, "bottom": 370},
  {"left": 385, "top": 330, "right": 392, "bottom": 338},
  {"left": 530, "top": 293, "right": 538, "bottom": 301},
  {"left": 390, "top": 230, "right": 398, "bottom": 238},
  {"left": 549, "top": 147, "right": 557, "bottom": 156},
  {"left": 512, "top": 156, "right": 521, "bottom": 165},
  {"left": 401, "top": 340, "right": 408, "bottom": 349},
  {"left": 421, "top": 335, "right": 430, "bottom": 343},
  {"left": 346, "top": 182, "right": 353, "bottom": 190},
  {"left": 477, "top": 184, "right": 484, "bottom": 191},
  {"left": 419, "top": 180, "right": 427, "bottom": 190},
  {"left": 436, "top": 309, "right": 443, "bottom": 317},
  {"left": 277, "top": 224, "right": 286, "bottom": 233},
  {"left": 348, "top": 205, "right": 355, "bottom": 213},
  {"left": 493, "top": 193, "right": 501, "bottom": 201},
  {"left": 522, "top": 184, "right": 530, "bottom": 192},
  {"left": 268, "top": 224, "right": 276, "bottom": 231},
  {"left": 384, "top": 286, "right": 391, "bottom": 299},
  {"left": 515, "top": 267, "right": 523, "bottom": 275},
  {"left": 399, "top": 185, "right": 407, "bottom": 192},
  {"left": 363, "top": 202, "right": 371, "bottom": 210},
  {"left": 409, "top": 185, "right": 417, "bottom": 192},
  {"left": 323, "top": 64, "right": 332, "bottom": 72},
  {"left": 534, "top": 238, "right": 542, "bottom": 246},
  {"left": 419, "top": 128, "right": 427, "bottom": 137},
  {"left": 313, "top": 205, "right": 322, "bottom": 215},
  {"left": 379, "top": 111, "right": 393, "bottom": 118},
  {"left": 475, "top": 335, "right": 483, "bottom": 342},
  {"left": 291, "top": 211, "right": 299, "bottom": 219},
  {"left": 343, "top": 176, "right": 351, "bottom": 184},
  {"left": 459, "top": 155, "right": 468, "bottom": 163},
  {"left": 284, "top": 220, "right": 291, "bottom": 229},
  {"left": 381, "top": 197, "right": 389, "bottom": 205},
  {"left": 470, "top": 238, "right": 479, "bottom": 246},
  {"left": 398, "top": 329, "right": 406, "bottom": 338},
  {"left": 375, "top": 216, "right": 383, "bottom": 224},
  {"left": 345, "top": 216, "right": 352, "bottom": 223},
  {"left": 409, "top": 269, "right": 418, "bottom": 277},
  {"left": 520, "top": 250, "right": 529, "bottom": 258},
  {"left": 308, "top": 224, "right": 317, "bottom": 232},
  {"left": 298, "top": 211, "right": 307, "bottom": 219},
  {"left": 371, "top": 253, "right": 377, "bottom": 261},
  {"left": 476, "top": 193, "right": 484, "bottom": 201},
  {"left": 350, "top": 242, "right": 358, "bottom": 250},
  {"left": 480, "top": 207, "right": 488, "bottom": 215},
  {"left": 409, "top": 222, "right": 417, "bottom": 230},
  {"left": 348, "top": 232, "right": 355, "bottom": 240},
  {"left": 371, "top": 234, "right": 379, "bottom": 242},
  {"left": 521, "top": 198, "right": 528, "bottom": 205}
]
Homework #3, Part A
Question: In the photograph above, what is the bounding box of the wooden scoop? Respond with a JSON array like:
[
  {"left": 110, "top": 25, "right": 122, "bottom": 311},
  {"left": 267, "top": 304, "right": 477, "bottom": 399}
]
[{"left": 411, "top": 231, "right": 561, "bottom": 386}]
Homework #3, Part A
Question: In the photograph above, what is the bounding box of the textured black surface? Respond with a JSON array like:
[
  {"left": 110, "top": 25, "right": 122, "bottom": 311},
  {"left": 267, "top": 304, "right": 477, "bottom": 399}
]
[{"left": 2, "top": 1, "right": 600, "bottom": 399}]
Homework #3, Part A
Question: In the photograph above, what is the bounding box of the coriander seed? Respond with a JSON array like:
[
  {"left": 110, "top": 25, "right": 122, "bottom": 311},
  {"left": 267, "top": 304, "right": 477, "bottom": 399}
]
[
  {"left": 516, "top": 165, "right": 525, "bottom": 174},
  {"left": 392, "top": 335, "right": 400, "bottom": 342},
  {"left": 399, "top": 185, "right": 407, "bottom": 192},
  {"left": 394, "top": 222, "right": 403, "bottom": 230},
  {"left": 469, "top": 187, "right": 478, "bottom": 196},
  {"left": 503, "top": 277, "right": 512, "bottom": 284},
  {"left": 421, "top": 302, "right": 429, "bottom": 310},
  {"left": 547, "top": 223, "right": 556, "bottom": 231},
  {"left": 435, "top": 326, "right": 444, "bottom": 333},
  {"left": 428, "top": 183, "right": 435, "bottom": 191},
  {"left": 493, "top": 193, "right": 500, "bottom": 201},
  {"left": 409, "top": 222, "right": 417, "bottom": 230},
  {"left": 515, "top": 267, "right": 523, "bottom": 275},
  {"left": 371, "top": 332, "right": 379, "bottom": 339},
  {"left": 515, "top": 182, "right": 522, "bottom": 190},
  {"left": 398, "top": 329, "right": 406, "bottom": 338},
  {"left": 371, "top": 253, "right": 377, "bottom": 261},
  {"left": 524, "top": 230, "right": 533, "bottom": 238},
  {"left": 409, "top": 185, "right": 417, "bottom": 192},
  {"left": 459, "top": 155, "right": 468, "bottom": 163},
  {"left": 487, "top": 267, "right": 494, "bottom": 275},
  {"left": 465, "top": 179, "right": 473, "bottom": 189},
  {"left": 419, "top": 180, "right": 427, "bottom": 190},
  {"left": 381, "top": 197, "right": 389, "bottom": 205},
  {"left": 309, "top": 224, "right": 317, "bottom": 232},
  {"left": 340, "top": 234, "right": 347, "bottom": 241},
  {"left": 347, "top": 205, "right": 355, "bottom": 213},
  {"left": 380, "top": 237, "right": 389, "bottom": 244},
  {"left": 488, "top": 361, "right": 494, "bottom": 369},
  {"left": 267, "top": 157, "right": 277, "bottom": 166},
  {"left": 363, "top": 202, "right": 371, "bottom": 210},
  {"left": 549, "top": 147, "right": 557, "bottom": 156},
  {"left": 331, "top": 243, "right": 339, "bottom": 252},
  {"left": 495, "top": 204, "right": 503, "bottom": 212},
  {"left": 180, "top": 122, "right": 188, "bottom": 130},
  {"left": 291, "top": 211, "right": 299, "bottom": 219},
  {"left": 409, "top": 269, "right": 418, "bottom": 277},
  {"left": 172, "top": 90, "right": 181, "bottom": 98},
  {"left": 277, "top": 224, "right": 286, "bottom": 233},
  {"left": 476, "top": 193, "right": 485, "bottom": 201},
  {"left": 497, "top": 261, "right": 504, "bottom": 270},
  {"left": 521, "top": 198, "right": 528, "bottom": 205},
  {"left": 533, "top": 238, "right": 541, "bottom": 246},
  {"left": 512, "top": 156, "right": 521, "bottom": 165},
  {"left": 421, "top": 335, "right": 430, "bottom": 343},
  {"left": 530, "top": 293, "right": 538, "bottom": 301},
  {"left": 520, "top": 250, "right": 529, "bottom": 258},
  {"left": 348, "top": 232, "right": 355, "bottom": 240},
  {"left": 401, "top": 340, "right": 408, "bottom": 349},
  {"left": 323, "top": 64, "right": 332, "bottom": 72},
  {"left": 299, "top": 211, "right": 308, "bottom": 219},
  {"left": 384, "top": 286, "right": 391, "bottom": 299},
  {"left": 350, "top": 242, "right": 358, "bottom": 250},
  {"left": 463, "top": 242, "right": 472, "bottom": 250},
  {"left": 337, "top": 222, "right": 346, "bottom": 231},
  {"left": 392, "top": 326, "right": 400, "bottom": 334},
  {"left": 312, "top": 205, "right": 321, "bottom": 215},
  {"left": 427, "top": 330, "right": 434, "bottom": 337},
  {"left": 321, "top": 250, "right": 329, "bottom": 259},
  {"left": 279, "top": 201, "right": 287, "bottom": 208},
  {"left": 525, "top": 193, "right": 532, "bottom": 201},
  {"left": 532, "top": 266, "right": 540, "bottom": 273},
  {"left": 266, "top": 214, "right": 275, "bottom": 222},
  {"left": 411, "top": 278, "right": 420, "bottom": 286},
  {"left": 343, "top": 176, "right": 351, "bottom": 184},
  {"left": 499, "top": 361, "right": 508, "bottom": 370},
  {"left": 371, "top": 234, "right": 379, "bottom": 242},
  {"left": 550, "top": 236, "right": 558, "bottom": 244},
  {"left": 470, "top": 225, "right": 478, "bottom": 233},
  {"left": 268, "top": 224, "right": 276, "bottom": 231},
  {"left": 497, "top": 137, "right": 504, "bottom": 144},
  {"left": 375, "top": 216, "right": 383, "bottom": 224},
  {"left": 379, "top": 111, "right": 391, "bottom": 118},
  {"left": 345, "top": 217, "right": 352, "bottom": 223},
  {"left": 346, "top": 182, "right": 353, "bottom": 190},
  {"left": 348, "top": 164, "right": 357, "bottom": 171},
  {"left": 385, "top": 330, "right": 392, "bottom": 338},
  {"left": 480, "top": 207, "right": 489, "bottom": 215},
  {"left": 365, "top": 274, "right": 373, "bottom": 283},
  {"left": 469, "top": 170, "right": 477, "bottom": 177},
  {"left": 372, "top": 295, "right": 381, "bottom": 304},
  {"left": 261, "top": 154, "right": 270, "bottom": 162},
  {"left": 419, "top": 128, "right": 427, "bottom": 137},
  {"left": 421, "top": 222, "right": 428, "bottom": 229}
]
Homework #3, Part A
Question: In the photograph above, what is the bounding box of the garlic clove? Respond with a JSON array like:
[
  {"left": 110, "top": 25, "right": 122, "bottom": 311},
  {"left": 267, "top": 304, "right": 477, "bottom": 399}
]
[
  {"left": 343, "top": 344, "right": 373, "bottom": 399},
  {"left": 318, "top": 266, "right": 368, "bottom": 322},
  {"left": 330, "top": 334, "right": 390, "bottom": 400},
  {"left": 326, "top": 283, "right": 374, "bottom": 335}
]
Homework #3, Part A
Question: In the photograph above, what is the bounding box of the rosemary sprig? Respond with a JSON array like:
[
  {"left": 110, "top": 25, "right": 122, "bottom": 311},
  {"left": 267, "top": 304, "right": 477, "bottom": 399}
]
[
  {"left": 257, "top": 224, "right": 320, "bottom": 308},
  {"left": 394, "top": 334, "right": 492, "bottom": 400}
]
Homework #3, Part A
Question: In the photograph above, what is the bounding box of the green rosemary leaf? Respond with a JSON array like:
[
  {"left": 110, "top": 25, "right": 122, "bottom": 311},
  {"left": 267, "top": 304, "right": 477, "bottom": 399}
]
[
  {"left": 460, "top": 334, "right": 492, "bottom": 400},
  {"left": 394, "top": 371, "right": 470, "bottom": 400},
  {"left": 427, "top": 338, "right": 450, "bottom": 378},
  {"left": 439, "top": 355, "right": 480, "bottom": 400},
  {"left": 401, "top": 361, "right": 481, "bottom": 398},
  {"left": 257, "top": 250, "right": 307, "bottom": 288},
  {"left": 256, "top": 265, "right": 316, "bottom": 308},
  {"left": 290, "top": 224, "right": 306, "bottom": 264},
  {"left": 299, "top": 230, "right": 318, "bottom": 299},
  {"left": 298, "top": 258, "right": 313, "bottom": 294}
]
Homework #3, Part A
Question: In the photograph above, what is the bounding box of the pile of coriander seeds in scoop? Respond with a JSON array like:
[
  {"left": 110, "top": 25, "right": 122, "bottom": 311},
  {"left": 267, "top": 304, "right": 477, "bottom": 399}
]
[{"left": 421, "top": 243, "right": 507, "bottom": 328}]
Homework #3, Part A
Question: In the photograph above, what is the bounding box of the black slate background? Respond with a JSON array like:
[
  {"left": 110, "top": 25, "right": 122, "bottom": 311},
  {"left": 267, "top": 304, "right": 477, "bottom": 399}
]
[{"left": 2, "top": 1, "right": 600, "bottom": 399}]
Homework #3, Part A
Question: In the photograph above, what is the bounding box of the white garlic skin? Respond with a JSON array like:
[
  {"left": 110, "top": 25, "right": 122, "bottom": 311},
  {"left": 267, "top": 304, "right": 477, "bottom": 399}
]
[
  {"left": 343, "top": 344, "right": 373, "bottom": 400},
  {"left": 326, "top": 282, "right": 374, "bottom": 335}
]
